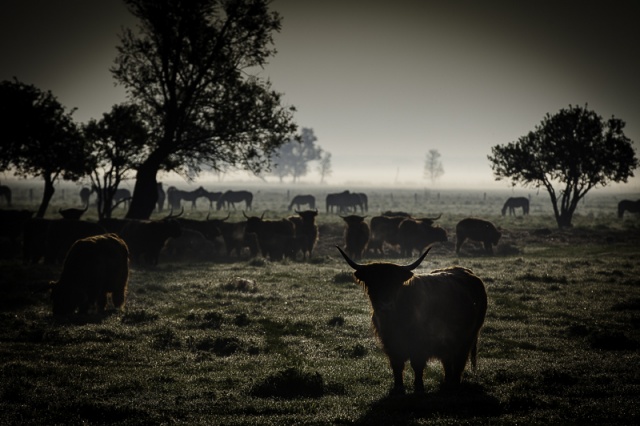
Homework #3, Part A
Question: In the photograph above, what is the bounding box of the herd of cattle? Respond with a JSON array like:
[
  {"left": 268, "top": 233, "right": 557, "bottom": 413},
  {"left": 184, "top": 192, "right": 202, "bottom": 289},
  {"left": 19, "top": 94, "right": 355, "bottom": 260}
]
[{"left": 1, "top": 190, "right": 639, "bottom": 393}]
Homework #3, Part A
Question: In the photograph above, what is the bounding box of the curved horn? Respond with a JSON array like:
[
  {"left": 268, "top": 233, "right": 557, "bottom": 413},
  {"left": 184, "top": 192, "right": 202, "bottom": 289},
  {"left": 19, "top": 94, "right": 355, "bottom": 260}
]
[
  {"left": 402, "top": 246, "right": 432, "bottom": 271},
  {"left": 335, "top": 245, "right": 363, "bottom": 270},
  {"left": 422, "top": 213, "right": 442, "bottom": 222},
  {"left": 165, "top": 206, "right": 184, "bottom": 219}
]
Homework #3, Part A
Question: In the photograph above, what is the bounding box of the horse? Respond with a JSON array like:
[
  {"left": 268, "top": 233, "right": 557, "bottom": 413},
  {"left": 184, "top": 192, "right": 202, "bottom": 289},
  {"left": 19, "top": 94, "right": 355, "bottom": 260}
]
[
  {"left": 618, "top": 199, "right": 640, "bottom": 219},
  {"left": 166, "top": 186, "right": 209, "bottom": 210},
  {"left": 288, "top": 194, "right": 315, "bottom": 211},
  {"left": 501, "top": 197, "right": 529, "bottom": 216},
  {"left": 216, "top": 190, "right": 253, "bottom": 211}
]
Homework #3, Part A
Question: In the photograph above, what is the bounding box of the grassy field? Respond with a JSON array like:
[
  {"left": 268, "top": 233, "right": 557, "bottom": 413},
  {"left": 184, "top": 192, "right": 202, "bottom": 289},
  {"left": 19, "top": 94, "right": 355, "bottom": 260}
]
[{"left": 1, "top": 187, "right": 639, "bottom": 425}]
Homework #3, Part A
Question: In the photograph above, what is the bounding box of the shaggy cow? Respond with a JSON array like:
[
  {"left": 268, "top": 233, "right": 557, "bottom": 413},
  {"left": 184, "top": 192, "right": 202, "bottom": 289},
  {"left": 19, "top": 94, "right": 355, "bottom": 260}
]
[
  {"left": 336, "top": 246, "right": 487, "bottom": 394},
  {"left": 50, "top": 233, "right": 129, "bottom": 315},
  {"left": 44, "top": 219, "right": 107, "bottom": 264},
  {"left": 398, "top": 218, "right": 448, "bottom": 257},
  {"left": 369, "top": 215, "right": 406, "bottom": 255},
  {"left": 341, "top": 214, "right": 370, "bottom": 260},
  {"left": 120, "top": 218, "right": 181, "bottom": 265},
  {"left": 206, "top": 214, "right": 258, "bottom": 258},
  {"left": 501, "top": 197, "right": 529, "bottom": 216},
  {"left": 456, "top": 218, "right": 501, "bottom": 255},
  {"left": 618, "top": 199, "right": 640, "bottom": 219},
  {"left": 289, "top": 209, "right": 319, "bottom": 259}
]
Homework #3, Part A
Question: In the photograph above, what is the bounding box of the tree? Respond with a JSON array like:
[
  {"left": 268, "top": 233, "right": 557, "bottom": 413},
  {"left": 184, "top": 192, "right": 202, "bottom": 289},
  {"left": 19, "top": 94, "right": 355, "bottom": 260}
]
[
  {"left": 488, "top": 104, "right": 638, "bottom": 228},
  {"left": 0, "top": 79, "right": 89, "bottom": 218},
  {"left": 113, "top": 0, "right": 297, "bottom": 219},
  {"left": 317, "top": 151, "right": 333, "bottom": 184},
  {"left": 270, "top": 127, "right": 322, "bottom": 183},
  {"left": 83, "top": 104, "right": 148, "bottom": 219},
  {"left": 424, "top": 149, "right": 444, "bottom": 184}
]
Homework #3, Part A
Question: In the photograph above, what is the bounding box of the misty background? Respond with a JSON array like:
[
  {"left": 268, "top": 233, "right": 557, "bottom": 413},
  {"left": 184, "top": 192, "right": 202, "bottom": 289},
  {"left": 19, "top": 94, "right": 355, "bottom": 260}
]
[{"left": 1, "top": 0, "right": 638, "bottom": 190}]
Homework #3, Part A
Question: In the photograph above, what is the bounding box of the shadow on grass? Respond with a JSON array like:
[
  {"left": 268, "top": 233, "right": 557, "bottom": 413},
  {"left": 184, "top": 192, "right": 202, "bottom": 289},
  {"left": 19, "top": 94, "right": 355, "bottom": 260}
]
[{"left": 354, "top": 383, "right": 502, "bottom": 425}]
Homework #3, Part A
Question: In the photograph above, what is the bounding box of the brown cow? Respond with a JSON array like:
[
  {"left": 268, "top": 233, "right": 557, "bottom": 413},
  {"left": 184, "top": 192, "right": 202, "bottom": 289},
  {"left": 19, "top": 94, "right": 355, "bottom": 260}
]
[
  {"left": 288, "top": 210, "right": 319, "bottom": 259},
  {"left": 244, "top": 212, "right": 295, "bottom": 260},
  {"left": 341, "top": 215, "right": 370, "bottom": 260},
  {"left": 120, "top": 218, "right": 181, "bottom": 265},
  {"left": 50, "top": 233, "right": 129, "bottom": 315},
  {"left": 398, "top": 218, "right": 448, "bottom": 257},
  {"left": 336, "top": 246, "right": 487, "bottom": 394},
  {"left": 455, "top": 218, "right": 501, "bottom": 255}
]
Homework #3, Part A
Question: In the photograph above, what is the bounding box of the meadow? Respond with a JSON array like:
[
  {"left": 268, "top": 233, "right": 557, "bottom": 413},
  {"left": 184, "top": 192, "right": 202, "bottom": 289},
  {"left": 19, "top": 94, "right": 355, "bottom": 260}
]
[{"left": 1, "top": 186, "right": 639, "bottom": 425}]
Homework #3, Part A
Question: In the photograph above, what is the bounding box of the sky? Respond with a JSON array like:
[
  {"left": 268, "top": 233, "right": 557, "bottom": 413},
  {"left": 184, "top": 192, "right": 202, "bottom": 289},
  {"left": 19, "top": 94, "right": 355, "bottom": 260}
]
[{"left": 1, "top": 0, "right": 639, "bottom": 191}]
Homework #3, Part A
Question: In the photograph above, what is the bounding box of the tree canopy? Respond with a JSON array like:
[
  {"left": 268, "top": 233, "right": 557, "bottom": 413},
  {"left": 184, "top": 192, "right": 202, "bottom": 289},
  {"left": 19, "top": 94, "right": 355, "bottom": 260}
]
[
  {"left": 83, "top": 103, "right": 148, "bottom": 219},
  {"left": 424, "top": 149, "right": 444, "bottom": 185},
  {"left": 0, "top": 79, "right": 89, "bottom": 217},
  {"left": 488, "top": 104, "right": 638, "bottom": 228},
  {"left": 113, "top": 0, "right": 297, "bottom": 219}
]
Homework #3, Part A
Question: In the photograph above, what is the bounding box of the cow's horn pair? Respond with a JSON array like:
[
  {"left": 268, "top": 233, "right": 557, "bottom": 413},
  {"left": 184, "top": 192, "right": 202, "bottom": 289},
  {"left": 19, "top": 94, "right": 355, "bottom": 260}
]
[{"left": 335, "top": 245, "right": 431, "bottom": 271}]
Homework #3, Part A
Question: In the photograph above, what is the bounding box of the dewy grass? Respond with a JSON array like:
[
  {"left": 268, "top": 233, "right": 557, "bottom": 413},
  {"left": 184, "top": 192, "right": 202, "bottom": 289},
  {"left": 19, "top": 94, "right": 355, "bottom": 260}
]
[{"left": 1, "top": 192, "right": 639, "bottom": 425}]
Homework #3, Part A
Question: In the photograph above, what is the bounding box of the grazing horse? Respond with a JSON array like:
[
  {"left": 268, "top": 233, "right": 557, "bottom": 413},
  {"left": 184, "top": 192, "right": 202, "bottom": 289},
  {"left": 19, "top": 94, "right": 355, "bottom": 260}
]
[
  {"left": 0, "top": 185, "right": 11, "bottom": 206},
  {"left": 217, "top": 190, "right": 253, "bottom": 211},
  {"left": 618, "top": 199, "right": 640, "bottom": 219},
  {"left": 288, "top": 194, "right": 316, "bottom": 211},
  {"left": 166, "top": 186, "right": 209, "bottom": 210},
  {"left": 501, "top": 197, "right": 529, "bottom": 216}
]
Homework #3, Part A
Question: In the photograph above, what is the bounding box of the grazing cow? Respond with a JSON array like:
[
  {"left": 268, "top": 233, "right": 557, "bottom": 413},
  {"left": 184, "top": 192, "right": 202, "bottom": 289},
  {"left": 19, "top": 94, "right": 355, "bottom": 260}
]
[
  {"left": 217, "top": 190, "right": 253, "bottom": 211},
  {"left": 44, "top": 219, "right": 107, "bottom": 264},
  {"left": 336, "top": 246, "right": 487, "bottom": 394},
  {"left": 50, "top": 233, "right": 129, "bottom": 315},
  {"left": 456, "top": 218, "right": 501, "bottom": 255},
  {"left": 398, "top": 218, "right": 448, "bottom": 257},
  {"left": 206, "top": 214, "right": 258, "bottom": 258},
  {"left": 166, "top": 186, "right": 209, "bottom": 210},
  {"left": 176, "top": 217, "right": 221, "bottom": 242},
  {"left": 162, "top": 228, "right": 217, "bottom": 262},
  {"left": 341, "top": 214, "right": 370, "bottom": 260},
  {"left": 288, "top": 210, "right": 319, "bottom": 259},
  {"left": 120, "top": 218, "right": 181, "bottom": 265},
  {"left": 0, "top": 185, "right": 12, "bottom": 206},
  {"left": 244, "top": 212, "right": 295, "bottom": 259},
  {"left": 618, "top": 199, "right": 640, "bottom": 219},
  {"left": 58, "top": 204, "right": 89, "bottom": 220},
  {"left": 501, "top": 197, "right": 529, "bottom": 216},
  {"left": 288, "top": 194, "right": 316, "bottom": 211}
]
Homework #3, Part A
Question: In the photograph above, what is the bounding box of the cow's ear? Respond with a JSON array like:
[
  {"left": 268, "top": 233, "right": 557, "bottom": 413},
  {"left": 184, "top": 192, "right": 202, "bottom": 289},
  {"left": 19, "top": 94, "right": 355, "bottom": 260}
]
[{"left": 395, "top": 269, "right": 414, "bottom": 284}]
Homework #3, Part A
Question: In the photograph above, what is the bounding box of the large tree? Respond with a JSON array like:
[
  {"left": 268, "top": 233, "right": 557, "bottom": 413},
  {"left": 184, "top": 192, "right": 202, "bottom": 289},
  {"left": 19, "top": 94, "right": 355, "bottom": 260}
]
[
  {"left": 113, "top": 0, "right": 297, "bottom": 219},
  {"left": 0, "top": 79, "right": 89, "bottom": 218},
  {"left": 488, "top": 105, "right": 638, "bottom": 228},
  {"left": 83, "top": 104, "right": 148, "bottom": 219}
]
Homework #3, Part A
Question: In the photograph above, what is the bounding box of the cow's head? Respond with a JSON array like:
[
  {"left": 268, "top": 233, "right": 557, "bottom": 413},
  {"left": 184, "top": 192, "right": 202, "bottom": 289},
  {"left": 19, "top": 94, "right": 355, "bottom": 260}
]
[{"left": 336, "top": 246, "right": 431, "bottom": 311}]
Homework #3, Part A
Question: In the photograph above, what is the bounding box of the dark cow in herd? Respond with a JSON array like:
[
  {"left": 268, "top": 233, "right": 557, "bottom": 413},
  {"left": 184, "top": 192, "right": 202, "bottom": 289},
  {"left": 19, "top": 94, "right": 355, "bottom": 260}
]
[
  {"left": 288, "top": 210, "right": 319, "bottom": 259},
  {"left": 337, "top": 246, "right": 487, "bottom": 394},
  {"left": 341, "top": 214, "right": 370, "bottom": 260},
  {"left": 501, "top": 197, "right": 529, "bottom": 216},
  {"left": 618, "top": 199, "right": 640, "bottom": 219},
  {"left": 288, "top": 194, "right": 316, "bottom": 211},
  {"left": 120, "top": 217, "right": 182, "bottom": 265},
  {"left": 398, "top": 217, "right": 447, "bottom": 257},
  {"left": 50, "top": 233, "right": 129, "bottom": 315},
  {"left": 206, "top": 214, "right": 259, "bottom": 258},
  {"left": 58, "top": 204, "right": 89, "bottom": 220},
  {"left": 244, "top": 212, "right": 295, "bottom": 259},
  {"left": 456, "top": 218, "right": 501, "bottom": 255}
]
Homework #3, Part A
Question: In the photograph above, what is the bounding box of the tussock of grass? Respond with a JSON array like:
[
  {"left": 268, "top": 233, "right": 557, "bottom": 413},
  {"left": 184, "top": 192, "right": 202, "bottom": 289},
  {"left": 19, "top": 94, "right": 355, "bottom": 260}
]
[{"left": 250, "top": 367, "right": 325, "bottom": 399}]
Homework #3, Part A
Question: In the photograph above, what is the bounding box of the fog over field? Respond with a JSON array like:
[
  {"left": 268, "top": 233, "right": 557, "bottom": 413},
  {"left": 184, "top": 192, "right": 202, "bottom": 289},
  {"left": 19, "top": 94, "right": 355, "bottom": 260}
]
[{"left": 1, "top": 1, "right": 638, "bottom": 190}]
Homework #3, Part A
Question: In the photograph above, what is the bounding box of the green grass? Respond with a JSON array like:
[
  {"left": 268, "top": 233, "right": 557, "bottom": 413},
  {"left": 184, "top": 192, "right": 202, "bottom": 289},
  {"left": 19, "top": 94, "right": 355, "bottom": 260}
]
[{"left": 1, "top": 190, "right": 640, "bottom": 425}]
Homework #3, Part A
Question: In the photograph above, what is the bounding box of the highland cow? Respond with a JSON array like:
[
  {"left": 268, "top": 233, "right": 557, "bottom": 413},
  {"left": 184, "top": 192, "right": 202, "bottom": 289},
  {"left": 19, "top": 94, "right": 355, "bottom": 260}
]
[
  {"left": 455, "top": 217, "right": 501, "bottom": 255},
  {"left": 341, "top": 214, "right": 370, "bottom": 260},
  {"left": 336, "top": 246, "right": 487, "bottom": 394},
  {"left": 50, "top": 233, "right": 129, "bottom": 315}
]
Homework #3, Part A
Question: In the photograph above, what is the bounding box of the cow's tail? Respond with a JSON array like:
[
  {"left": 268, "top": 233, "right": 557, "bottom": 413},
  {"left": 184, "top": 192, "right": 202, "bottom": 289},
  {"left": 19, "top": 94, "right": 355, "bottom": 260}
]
[{"left": 470, "top": 333, "right": 479, "bottom": 371}]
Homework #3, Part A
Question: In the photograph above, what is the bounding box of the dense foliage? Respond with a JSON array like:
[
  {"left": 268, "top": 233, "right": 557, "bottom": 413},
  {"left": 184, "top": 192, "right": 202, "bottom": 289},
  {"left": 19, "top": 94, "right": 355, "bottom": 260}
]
[
  {"left": 488, "top": 105, "right": 638, "bottom": 228},
  {"left": 113, "top": 0, "right": 297, "bottom": 219}
]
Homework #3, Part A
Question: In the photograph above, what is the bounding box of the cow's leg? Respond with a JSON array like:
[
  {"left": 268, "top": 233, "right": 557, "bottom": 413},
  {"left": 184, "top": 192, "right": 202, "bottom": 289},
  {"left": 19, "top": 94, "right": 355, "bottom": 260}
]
[
  {"left": 410, "top": 356, "right": 426, "bottom": 393},
  {"left": 484, "top": 241, "right": 493, "bottom": 255},
  {"left": 455, "top": 237, "right": 465, "bottom": 254},
  {"left": 388, "top": 356, "right": 406, "bottom": 395}
]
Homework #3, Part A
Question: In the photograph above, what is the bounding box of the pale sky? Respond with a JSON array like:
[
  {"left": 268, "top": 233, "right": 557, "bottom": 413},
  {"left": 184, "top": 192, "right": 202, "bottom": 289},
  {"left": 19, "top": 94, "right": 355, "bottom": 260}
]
[{"left": 1, "top": 0, "right": 639, "bottom": 191}]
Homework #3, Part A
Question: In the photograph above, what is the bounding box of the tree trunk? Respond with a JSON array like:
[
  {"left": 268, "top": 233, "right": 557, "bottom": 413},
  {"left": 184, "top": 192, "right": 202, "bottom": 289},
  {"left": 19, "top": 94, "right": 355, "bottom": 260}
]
[
  {"left": 556, "top": 211, "right": 574, "bottom": 228},
  {"left": 126, "top": 161, "right": 159, "bottom": 220},
  {"left": 36, "top": 174, "right": 55, "bottom": 218}
]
